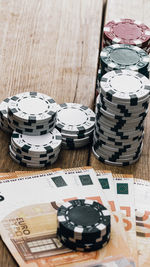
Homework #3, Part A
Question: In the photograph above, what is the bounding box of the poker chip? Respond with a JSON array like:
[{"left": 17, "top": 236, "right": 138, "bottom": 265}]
[
  {"left": 9, "top": 150, "right": 59, "bottom": 168},
  {"left": 61, "top": 135, "right": 92, "bottom": 149},
  {"left": 6, "top": 92, "right": 58, "bottom": 135},
  {"left": 99, "top": 98, "right": 149, "bottom": 118},
  {"left": 9, "top": 144, "right": 60, "bottom": 161},
  {"left": 8, "top": 118, "right": 56, "bottom": 136},
  {"left": 100, "top": 92, "right": 149, "bottom": 109},
  {"left": 93, "top": 139, "right": 143, "bottom": 156},
  {"left": 103, "top": 19, "right": 150, "bottom": 51},
  {"left": 101, "top": 44, "right": 149, "bottom": 71},
  {"left": 92, "top": 70, "right": 150, "bottom": 166},
  {"left": 9, "top": 128, "right": 62, "bottom": 168},
  {"left": 56, "top": 103, "right": 95, "bottom": 134},
  {"left": 92, "top": 146, "right": 141, "bottom": 166},
  {"left": 62, "top": 128, "right": 94, "bottom": 139},
  {"left": 8, "top": 92, "right": 58, "bottom": 123},
  {"left": 11, "top": 128, "right": 62, "bottom": 155},
  {"left": 56, "top": 103, "right": 95, "bottom": 149},
  {"left": 100, "top": 44, "right": 149, "bottom": 82},
  {"left": 57, "top": 199, "right": 111, "bottom": 251},
  {"left": 58, "top": 232, "right": 110, "bottom": 252},
  {"left": 100, "top": 70, "right": 150, "bottom": 103},
  {"left": 94, "top": 129, "right": 144, "bottom": 147}
]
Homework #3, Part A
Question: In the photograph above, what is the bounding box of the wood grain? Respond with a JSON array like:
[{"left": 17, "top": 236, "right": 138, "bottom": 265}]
[
  {"left": 0, "top": 0, "right": 103, "bottom": 266},
  {"left": 89, "top": 0, "right": 150, "bottom": 180},
  {"left": 0, "top": 0, "right": 103, "bottom": 174}
]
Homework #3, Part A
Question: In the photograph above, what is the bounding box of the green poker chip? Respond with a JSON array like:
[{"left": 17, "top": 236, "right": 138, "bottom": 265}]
[{"left": 100, "top": 44, "right": 149, "bottom": 73}]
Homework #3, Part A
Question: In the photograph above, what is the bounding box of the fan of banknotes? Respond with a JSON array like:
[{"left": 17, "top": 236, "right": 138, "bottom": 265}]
[{"left": 0, "top": 167, "right": 149, "bottom": 267}]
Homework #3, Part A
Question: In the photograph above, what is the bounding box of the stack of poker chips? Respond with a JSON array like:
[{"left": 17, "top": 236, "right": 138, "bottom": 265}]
[
  {"left": 7, "top": 92, "right": 58, "bottom": 135},
  {"left": 56, "top": 103, "right": 95, "bottom": 149},
  {"left": 9, "top": 129, "right": 62, "bottom": 168},
  {"left": 93, "top": 70, "right": 150, "bottom": 166},
  {"left": 0, "top": 92, "right": 62, "bottom": 168},
  {"left": 57, "top": 199, "right": 111, "bottom": 252},
  {"left": 103, "top": 19, "right": 150, "bottom": 53},
  {"left": 96, "top": 44, "right": 150, "bottom": 95}
]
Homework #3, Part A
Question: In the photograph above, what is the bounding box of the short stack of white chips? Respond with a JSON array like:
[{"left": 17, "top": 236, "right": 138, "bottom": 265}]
[
  {"left": 7, "top": 92, "right": 58, "bottom": 135},
  {"left": 56, "top": 103, "right": 95, "bottom": 149},
  {"left": 0, "top": 92, "right": 62, "bottom": 168},
  {"left": 10, "top": 129, "right": 62, "bottom": 168},
  {"left": 0, "top": 93, "right": 96, "bottom": 168}
]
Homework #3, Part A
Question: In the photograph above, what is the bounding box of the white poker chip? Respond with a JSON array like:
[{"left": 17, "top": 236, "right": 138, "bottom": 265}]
[
  {"left": 9, "top": 144, "right": 60, "bottom": 160},
  {"left": 11, "top": 128, "right": 62, "bottom": 155},
  {"left": 61, "top": 128, "right": 94, "bottom": 139},
  {"left": 93, "top": 147, "right": 142, "bottom": 164},
  {"left": 8, "top": 117, "right": 56, "bottom": 136},
  {"left": 56, "top": 103, "right": 95, "bottom": 134},
  {"left": 8, "top": 92, "right": 58, "bottom": 123},
  {"left": 62, "top": 135, "right": 91, "bottom": 143},
  {"left": 95, "top": 122, "right": 144, "bottom": 139},
  {"left": 93, "top": 133, "right": 143, "bottom": 152},
  {"left": 100, "top": 70, "right": 150, "bottom": 103},
  {"left": 10, "top": 140, "right": 61, "bottom": 158},
  {"left": 9, "top": 151, "right": 59, "bottom": 168},
  {"left": 96, "top": 101, "right": 148, "bottom": 118},
  {"left": 100, "top": 93, "right": 149, "bottom": 110},
  {"left": 93, "top": 144, "right": 143, "bottom": 161},
  {"left": 9, "top": 145, "right": 60, "bottom": 165},
  {"left": 62, "top": 135, "right": 91, "bottom": 149},
  {"left": 96, "top": 115, "right": 144, "bottom": 131},
  {"left": 92, "top": 146, "right": 141, "bottom": 166},
  {"left": 8, "top": 114, "right": 56, "bottom": 128}
]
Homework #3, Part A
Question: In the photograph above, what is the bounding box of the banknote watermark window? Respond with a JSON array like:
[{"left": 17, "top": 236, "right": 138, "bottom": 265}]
[
  {"left": 98, "top": 178, "right": 110, "bottom": 189},
  {"left": 79, "top": 175, "right": 93, "bottom": 185},
  {"left": 51, "top": 176, "right": 67, "bottom": 187},
  {"left": 117, "top": 183, "right": 128, "bottom": 194}
]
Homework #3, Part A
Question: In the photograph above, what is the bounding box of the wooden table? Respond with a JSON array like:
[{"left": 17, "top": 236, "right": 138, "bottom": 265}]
[{"left": 0, "top": 0, "right": 150, "bottom": 266}]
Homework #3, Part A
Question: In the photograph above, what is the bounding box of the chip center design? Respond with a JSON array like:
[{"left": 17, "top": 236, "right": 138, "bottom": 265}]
[
  {"left": 110, "top": 48, "right": 139, "bottom": 65},
  {"left": 58, "top": 108, "right": 87, "bottom": 125},
  {"left": 18, "top": 97, "right": 48, "bottom": 114},
  {"left": 110, "top": 74, "right": 141, "bottom": 93},
  {"left": 68, "top": 206, "right": 100, "bottom": 226},
  {"left": 113, "top": 23, "right": 141, "bottom": 39}
]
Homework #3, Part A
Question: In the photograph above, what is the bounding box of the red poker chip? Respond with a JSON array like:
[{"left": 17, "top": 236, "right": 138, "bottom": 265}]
[{"left": 103, "top": 19, "right": 150, "bottom": 48}]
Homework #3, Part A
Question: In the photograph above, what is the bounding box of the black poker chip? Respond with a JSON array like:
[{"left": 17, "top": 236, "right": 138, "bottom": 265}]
[{"left": 57, "top": 199, "right": 111, "bottom": 248}]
